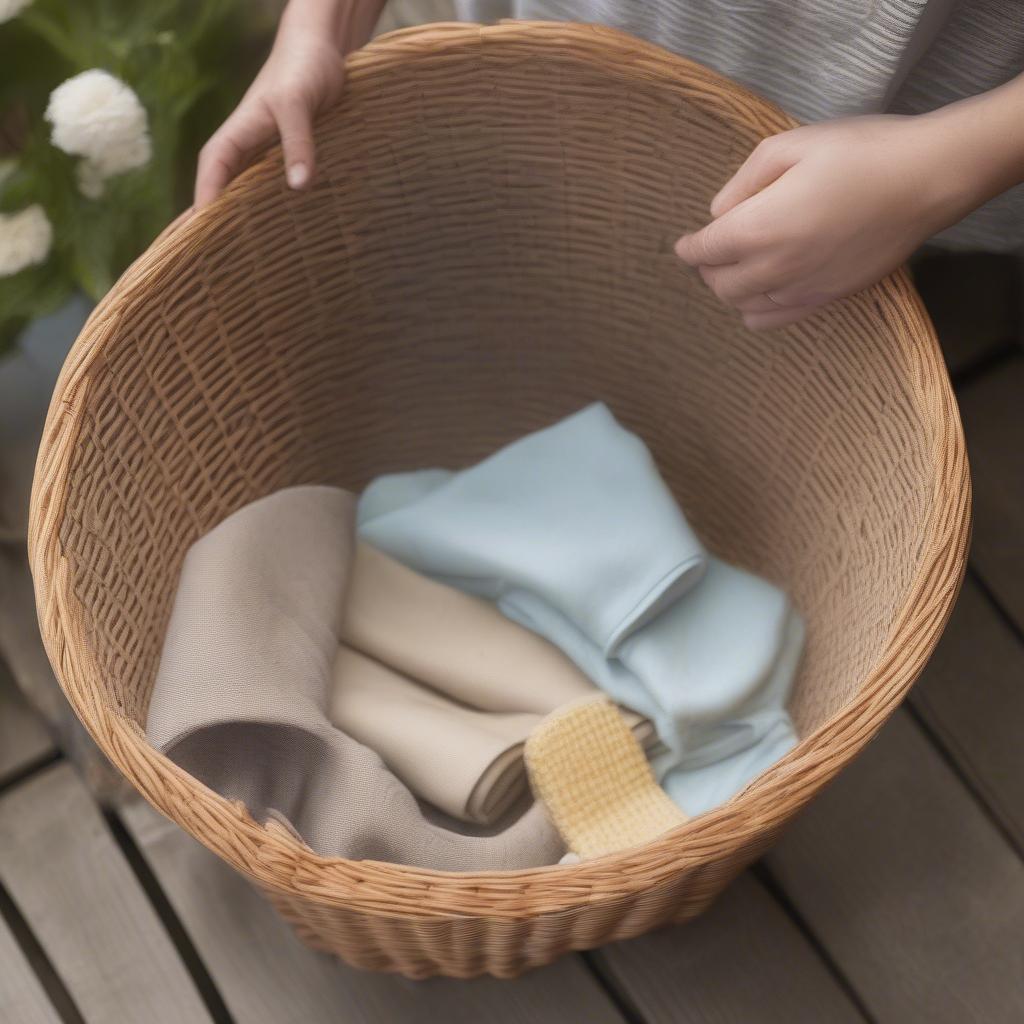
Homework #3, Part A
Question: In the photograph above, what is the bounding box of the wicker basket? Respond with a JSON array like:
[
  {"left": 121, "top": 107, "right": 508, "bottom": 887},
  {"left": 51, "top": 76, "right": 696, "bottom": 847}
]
[{"left": 29, "top": 21, "right": 970, "bottom": 979}]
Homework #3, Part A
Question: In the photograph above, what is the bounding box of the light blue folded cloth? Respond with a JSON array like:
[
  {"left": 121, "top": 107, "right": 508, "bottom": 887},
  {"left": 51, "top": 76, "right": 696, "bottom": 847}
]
[
  {"left": 359, "top": 403, "right": 802, "bottom": 816},
  {"left": 362, "top": 405, "right": 708, "bottom": 653}
]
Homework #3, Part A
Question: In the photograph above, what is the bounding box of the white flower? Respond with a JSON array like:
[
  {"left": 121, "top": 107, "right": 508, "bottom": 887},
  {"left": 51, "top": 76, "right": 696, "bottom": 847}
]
[
  {"left": 0, "top": 0, "right": 33, "bottom": 24},
  {"left": 45, "top": 70, "right": 151, "bottom": 196},
  {"left": 0, "top": 205, "right": 53, "bottom": 277}
]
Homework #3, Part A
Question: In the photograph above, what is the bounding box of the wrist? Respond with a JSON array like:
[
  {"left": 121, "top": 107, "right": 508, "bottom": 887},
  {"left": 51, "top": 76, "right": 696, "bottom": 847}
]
[
  {"left": 279, "top": 0, "right": 344, "bottom": 40},
  {"left": 337, "top": 0, "right": 388, "bottom": 52},
  {"left": 920, "top": 77, "right": 1024, "bottom": 223},
  {"left": 276, "top": 0, "right": 382, "bottom": 57},
  {"left": 278, "top": 0, "right": 382, "bottom": 52}
]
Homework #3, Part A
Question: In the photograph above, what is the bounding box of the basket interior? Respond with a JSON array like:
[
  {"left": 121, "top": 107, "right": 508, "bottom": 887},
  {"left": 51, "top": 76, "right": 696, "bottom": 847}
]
[{"left": 56, "top": 28, "right": 939, "bottom": 763}]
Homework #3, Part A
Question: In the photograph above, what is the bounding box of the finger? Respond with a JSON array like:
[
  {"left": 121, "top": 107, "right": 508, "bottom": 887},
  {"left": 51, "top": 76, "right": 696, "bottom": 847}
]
[
  {"left": 698, "top": 263, "right": 779, "bottom": 305},
  {"left": 710, "top": 133, "right": 799, "bottom": 218},
  {"left": 273, "top": 96, "right": 316, "bottom": 190},
  {"left": 674, "top": 211, "right": 749, "bottom": 267},
  {"left": 194, "top": 106, "right": 273, "bottom": 208},
  {"left": 194, "top": 136, "right": 237, "bottom": 209}
]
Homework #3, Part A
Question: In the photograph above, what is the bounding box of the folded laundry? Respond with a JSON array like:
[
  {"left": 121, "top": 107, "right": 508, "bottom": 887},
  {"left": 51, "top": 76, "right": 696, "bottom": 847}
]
[
  {"left": 331, "top": 646, "right": 539, "bottom": 825},
  {"left": 359, "top": 403, "right": 708, "bottom": 655},
  {"left": 343, "top": 540, "right": 607, "bottom": 714},
  {"left": 359, "top": 403, "right": 803, "bottom": 816},
  {"left": 146, "top": 486, "right": 565, "bottom": 870},
  {"left": 148, "top": 404, "right": 802, "bottom": 868},
  {"left": 335, "top": 542, "right": 655, "bottom": 825}
]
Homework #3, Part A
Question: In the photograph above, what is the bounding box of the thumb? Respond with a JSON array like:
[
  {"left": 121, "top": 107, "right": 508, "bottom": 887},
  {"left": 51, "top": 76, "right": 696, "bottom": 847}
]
[
  {"left": 274, "top": 96, "right": 317, "bottom": 190},
  {"left": 710, "top": 133, "right": 798, "bottom": 218}
]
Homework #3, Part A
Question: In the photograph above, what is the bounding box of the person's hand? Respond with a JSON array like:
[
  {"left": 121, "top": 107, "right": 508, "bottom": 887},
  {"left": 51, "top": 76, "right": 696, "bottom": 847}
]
[
  {"left": 674, "top": 114, "right": 970, "bottom": 329},
  {"left": 194, "top": 22, "right": 346, "bottom": 208}
]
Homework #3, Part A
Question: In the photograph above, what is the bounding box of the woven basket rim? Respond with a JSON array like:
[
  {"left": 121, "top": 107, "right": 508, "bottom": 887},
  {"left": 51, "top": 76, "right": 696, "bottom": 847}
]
[{"left": 28, "top": 20, "right": 971, "bottom": 922}]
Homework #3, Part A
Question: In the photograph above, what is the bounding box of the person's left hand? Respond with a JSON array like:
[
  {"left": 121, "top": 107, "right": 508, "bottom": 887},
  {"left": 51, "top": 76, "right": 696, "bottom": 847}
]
[{"left": 674, "top": 114, "right": 967, "bottom": 329}]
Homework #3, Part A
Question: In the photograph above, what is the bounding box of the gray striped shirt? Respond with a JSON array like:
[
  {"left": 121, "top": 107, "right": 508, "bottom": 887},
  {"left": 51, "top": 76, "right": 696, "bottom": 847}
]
[{"left": 379, "top": 0, "right": 1024, "bottom": 250}]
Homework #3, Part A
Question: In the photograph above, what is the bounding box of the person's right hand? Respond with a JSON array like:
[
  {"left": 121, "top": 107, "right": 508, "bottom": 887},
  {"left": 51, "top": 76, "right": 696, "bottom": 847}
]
[{"left": 194, "top": 22, "right": 346, "bottom": 208}]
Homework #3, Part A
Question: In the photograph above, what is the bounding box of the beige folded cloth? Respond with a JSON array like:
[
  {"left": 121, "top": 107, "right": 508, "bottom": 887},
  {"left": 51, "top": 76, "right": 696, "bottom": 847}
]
[
  {"left": 343, "top": 542, "right": 605, "bottom": 712},
  {"left": 333, "top": 542, "right": 656, "bottom": 825},
  {"left": 147, "top": 486, "right": 565, "bottom": 870},
  {"left": 525, "top": 695, "right": 688, "bottom": 860},
  {"left": 331, "top": 646, "right": 540, "bottom": 824}
]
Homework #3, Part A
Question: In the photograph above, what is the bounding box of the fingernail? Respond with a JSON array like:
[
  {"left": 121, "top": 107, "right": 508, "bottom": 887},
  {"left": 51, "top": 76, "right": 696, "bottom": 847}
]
[{"left": 287, "top": 163, "right": 308, "bottom": 189}]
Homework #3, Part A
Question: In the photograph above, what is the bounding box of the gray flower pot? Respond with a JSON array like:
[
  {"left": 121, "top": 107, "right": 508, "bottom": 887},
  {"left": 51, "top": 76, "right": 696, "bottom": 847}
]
[{"left": 0, "top": 294, "right": 92, "bottom": 540}]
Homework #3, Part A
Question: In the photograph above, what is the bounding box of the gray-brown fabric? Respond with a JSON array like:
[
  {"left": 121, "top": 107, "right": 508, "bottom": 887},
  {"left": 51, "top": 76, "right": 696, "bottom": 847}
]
[
  {"left": 378, "top": 0, "right": 1024, "bottom": 251},
  {"left": 146, "top": 486, "right": 565, "bottom": 869}
]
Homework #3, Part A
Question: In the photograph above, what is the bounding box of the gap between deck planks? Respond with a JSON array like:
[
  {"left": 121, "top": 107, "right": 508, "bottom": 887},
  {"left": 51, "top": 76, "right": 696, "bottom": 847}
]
[
  {"left": 119, "top": 798, "right": 628, "bottom": 1024},
  {"left": 0, "top": 763, "right": 214, "bottom": 1024},
  {"left": 0, "top": 654, "right": 53, "bottom": 783},
  {"left": 0, "top": 913, "right": 62, "bottom": 1024},
  {"left": 0, "top": 546, "right": 131, "bottom": 804},
  {"left": 121, "top": 790, "right": 875, "bottom": 1024},
  {"left": 909, "top": 578, "right": 1024, "bottom": 854},
  {"left": 0, "top": 642, "right": 63, "bottom": 1024},
  {"left": 767, "top": 707, "right": 1024, "bottom": 1024},
  {"left": 593, "top": 872, "right": 866, "bottom": 1023}
]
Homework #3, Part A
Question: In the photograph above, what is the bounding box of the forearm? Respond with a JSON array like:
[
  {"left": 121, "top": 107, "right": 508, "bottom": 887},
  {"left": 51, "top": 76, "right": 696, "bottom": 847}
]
[
  {"left": 923, "top": 71, "right": 1024, "bottom": 220},
  {"left": 279, "top": 0, "right": 387, "bottom": 54}
]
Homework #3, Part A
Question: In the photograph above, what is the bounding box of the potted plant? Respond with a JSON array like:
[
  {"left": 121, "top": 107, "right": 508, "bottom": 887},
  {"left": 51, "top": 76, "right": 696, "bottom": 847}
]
[
  {"left": 1, "top": 0, "right": 273, "bottom": 528},
  {"left": 0, "top": 0, "right": 272, "bottom": 797}
]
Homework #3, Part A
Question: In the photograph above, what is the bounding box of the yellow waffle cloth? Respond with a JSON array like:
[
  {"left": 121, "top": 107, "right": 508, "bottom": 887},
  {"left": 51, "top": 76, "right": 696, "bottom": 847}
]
[{"left": 524, "top": 695, "right": 688, "bottom": 860}]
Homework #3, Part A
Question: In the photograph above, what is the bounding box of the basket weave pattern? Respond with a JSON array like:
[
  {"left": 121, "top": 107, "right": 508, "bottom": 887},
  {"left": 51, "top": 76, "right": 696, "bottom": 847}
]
[{"left": 29, "top": 22, "right": 969, "bottom": 978}]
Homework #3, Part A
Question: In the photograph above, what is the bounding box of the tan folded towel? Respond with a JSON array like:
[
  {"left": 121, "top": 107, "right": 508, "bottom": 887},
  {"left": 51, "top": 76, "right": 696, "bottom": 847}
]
[
  {"left": 333, "top": 543, "right": 656, "bottom": 825},
  {"left": 343, "top": 542, "right": 603, "bottom": 712},
  {"left": 331, "top": 646, "right": 539, "bottom": 823},
  {"left": 525, "top": 695, "right": 687, "bottom": 860}
]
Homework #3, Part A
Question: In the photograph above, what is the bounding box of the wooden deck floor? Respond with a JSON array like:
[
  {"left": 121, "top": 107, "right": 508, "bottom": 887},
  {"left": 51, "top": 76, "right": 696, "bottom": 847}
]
[{"left": 2, "top": 261, "right": 1023, "bottom": 1022}]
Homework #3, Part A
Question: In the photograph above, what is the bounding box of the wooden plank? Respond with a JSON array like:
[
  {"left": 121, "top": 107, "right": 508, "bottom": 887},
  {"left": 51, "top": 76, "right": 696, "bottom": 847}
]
[
  {"left": 121, "top": 799, "right": 625, "bottom": 1024},
  {"left": 595, "top": 871, "right": 865, "bottom": 1023},
  {"left": 0, "top": 546, "right": 72, "bottom": 732},
  {"left": 767, "top": 710, "right": 1024, "bottom": 1023},
  {"left": 0, "top": 915, "right": 61, "bottom": 1024},
  {"left": 0, "top": 547, "right": 130, "bottom": 803},
  {"left": 0, "top": 656, "right": 53, "bottom": 781},
  {"left": 911, "top": 578, "right": 1024, "bottom": 849},
  {"left": 0, "top": 437, "right": 37, "bottom": 543},
  {"left": 0, "top": 763, "right": 212, "bottom": 1024},
  {"left": 957, "top": 358, "right": 1024, "bottom": 626}
]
